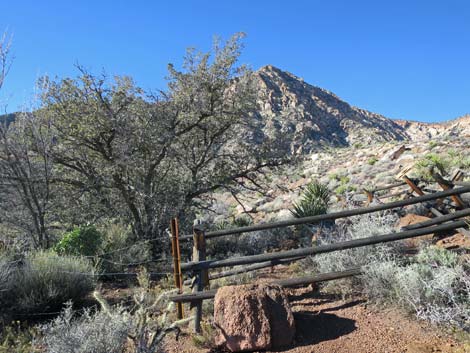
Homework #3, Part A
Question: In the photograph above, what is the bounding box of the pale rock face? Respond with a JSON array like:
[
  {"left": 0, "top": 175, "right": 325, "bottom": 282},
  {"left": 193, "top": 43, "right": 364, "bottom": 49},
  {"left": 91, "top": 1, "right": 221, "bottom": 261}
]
[
  {"left": 251, "top": 66, "right": 470, "bottom": 155},
  {"left": 394, "top": 115, "right": 470, "bottom": 141},
  {"left": 252, "top": 65, "right": 409, "bottom": 154},
  {"left": 275, "top": 209, "right": 293, "bottom": 221}
]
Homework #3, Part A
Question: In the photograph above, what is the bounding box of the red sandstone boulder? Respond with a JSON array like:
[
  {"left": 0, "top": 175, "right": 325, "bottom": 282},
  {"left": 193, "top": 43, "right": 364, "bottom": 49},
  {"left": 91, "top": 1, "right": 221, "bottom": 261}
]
[
  {"left": 398, "top": 213, "right": 432, "bottom": 229},
  {"left": 214, "top": 283, "right": 295, "bottom": 352},
  {"left": 398, "top": 214, "right": 434, "bottom": 248},
  {"left": 436, "top": 232, "right": 470, "bottom": 249}
]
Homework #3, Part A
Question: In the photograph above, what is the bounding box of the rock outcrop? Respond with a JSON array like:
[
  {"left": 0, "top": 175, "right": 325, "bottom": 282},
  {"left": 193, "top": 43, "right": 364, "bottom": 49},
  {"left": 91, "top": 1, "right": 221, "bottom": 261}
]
[
  {"left": 214, "top": 283, "right": 295, "bottom": 352},
  {"left": 250, "top": 66, "right": 470, "bottom": 154},
  {"left": 394, "top": 114, "right": 470, "bottom": 141},
  {"left": 252, "top": 65, "right": 409, "bottom": 154}
]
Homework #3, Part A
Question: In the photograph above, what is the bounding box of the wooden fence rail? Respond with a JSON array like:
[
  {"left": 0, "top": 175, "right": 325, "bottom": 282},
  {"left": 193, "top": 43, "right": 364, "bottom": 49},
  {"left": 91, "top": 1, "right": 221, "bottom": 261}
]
[
  {"left": 179, "top": 186, "right": 470, "bottom": 241},
  {"left": 170, "top": 176, "right": 470, "bottom": 332},
  {"left": 171, "top": 268, "right": 362, "bottom": 303},
  {"left": 402, "top": 208, "right": 470, "bottom": 230},
  {"left": 183, "top": 257, "right": 304, "bottom": 285},
  {"left": 181, "top": 220, "right": 467, "bottom": 272}
]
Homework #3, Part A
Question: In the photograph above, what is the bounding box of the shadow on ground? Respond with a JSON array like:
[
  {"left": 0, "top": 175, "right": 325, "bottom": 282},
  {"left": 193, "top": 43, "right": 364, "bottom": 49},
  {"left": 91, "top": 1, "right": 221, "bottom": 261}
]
[
  {"left": 268, "top": 312, "right": 357, "bottom": 352},
  {"left": 207, "top": 310, "right": 357, "bottom": 353},
  {"left": 271, "top": 298, "right": 363, "bottom": 352},
  {"left": 207, "top": 298, "right": 362, "bottom": 353}
]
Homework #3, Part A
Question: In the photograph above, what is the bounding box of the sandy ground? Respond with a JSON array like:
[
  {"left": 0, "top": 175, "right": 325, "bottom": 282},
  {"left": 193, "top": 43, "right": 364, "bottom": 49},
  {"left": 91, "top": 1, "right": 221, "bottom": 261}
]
[{"left": 163, "top": 285, "right": 470, "bottom": 353}]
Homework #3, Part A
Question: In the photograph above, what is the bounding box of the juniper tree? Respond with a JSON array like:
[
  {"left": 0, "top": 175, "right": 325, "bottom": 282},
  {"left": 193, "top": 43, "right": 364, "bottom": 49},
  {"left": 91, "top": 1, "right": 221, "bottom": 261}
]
[{"left": 34, "top": 33, "right": 286, "bottom": 250}]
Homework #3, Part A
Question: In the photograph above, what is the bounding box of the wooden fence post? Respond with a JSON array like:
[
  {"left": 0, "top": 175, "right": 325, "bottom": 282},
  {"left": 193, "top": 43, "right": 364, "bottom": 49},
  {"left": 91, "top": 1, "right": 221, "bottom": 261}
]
[
  {"left": 403, "top": 176, "right": 425, "bottom": 196},
  {"left": 431, "top": 171, "right": 467, "bottom": 209},
  {"left": 192, "top": 219, "right": 208, "bottom": 333},
  {"left": 364, "top": 189, "right": 374, "bottom": 205},
  {"left": 403, "top": 175, "right": 446, "bottom": 217},
  {"left": 170, "top": 218, "right": 184, "bottom": 319}
]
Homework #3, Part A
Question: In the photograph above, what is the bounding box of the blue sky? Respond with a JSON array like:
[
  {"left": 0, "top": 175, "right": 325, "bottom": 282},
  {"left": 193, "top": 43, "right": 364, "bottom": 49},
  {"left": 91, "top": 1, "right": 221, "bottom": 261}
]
[{"left": 1, "top": 0, "right": 469, "bottom": 122}]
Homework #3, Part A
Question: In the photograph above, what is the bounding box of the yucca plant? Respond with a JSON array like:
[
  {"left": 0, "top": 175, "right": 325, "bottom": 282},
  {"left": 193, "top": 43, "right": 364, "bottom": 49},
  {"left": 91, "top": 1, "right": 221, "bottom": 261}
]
[{"left": 291, "top": 181, "right": 331, "bottom": 219}]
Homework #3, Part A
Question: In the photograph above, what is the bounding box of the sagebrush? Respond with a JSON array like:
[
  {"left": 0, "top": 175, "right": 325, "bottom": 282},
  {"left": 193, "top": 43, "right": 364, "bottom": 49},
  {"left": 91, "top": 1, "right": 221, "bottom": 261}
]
[{"left": 0, "top": 251, "right": 95, "bottom": 317}]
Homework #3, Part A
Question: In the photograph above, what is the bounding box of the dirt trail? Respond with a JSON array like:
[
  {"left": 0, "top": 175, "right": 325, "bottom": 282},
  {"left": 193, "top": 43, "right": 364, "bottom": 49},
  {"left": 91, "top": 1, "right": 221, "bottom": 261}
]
[{"left": 163, "top": 285, "right": 469, "bottom": 353}]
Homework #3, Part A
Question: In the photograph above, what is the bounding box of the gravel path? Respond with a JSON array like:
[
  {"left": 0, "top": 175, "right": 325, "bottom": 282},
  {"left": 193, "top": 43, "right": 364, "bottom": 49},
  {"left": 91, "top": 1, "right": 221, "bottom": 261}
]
[{"left": 163, "top": 286, "right": 469, "bottom": 353}]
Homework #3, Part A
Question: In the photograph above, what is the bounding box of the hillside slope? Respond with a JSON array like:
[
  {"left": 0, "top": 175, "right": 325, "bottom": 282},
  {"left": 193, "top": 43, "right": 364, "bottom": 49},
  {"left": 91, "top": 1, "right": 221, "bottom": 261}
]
[
  {"left": 252, "top": 66, "right": 470, "bottom": 154},
  {"left": 253, "top": 66, "right": 409, "bottom": 154}
]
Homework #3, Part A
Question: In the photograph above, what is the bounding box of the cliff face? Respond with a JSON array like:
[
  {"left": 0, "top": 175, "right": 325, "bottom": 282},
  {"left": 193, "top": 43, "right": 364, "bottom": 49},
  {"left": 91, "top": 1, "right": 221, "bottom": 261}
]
[
  {"left": 252, "top": 65, "right": 408, "bottom": 154},
  {"left": 252, "top": 65, "right": 469, "bottom": 154}
]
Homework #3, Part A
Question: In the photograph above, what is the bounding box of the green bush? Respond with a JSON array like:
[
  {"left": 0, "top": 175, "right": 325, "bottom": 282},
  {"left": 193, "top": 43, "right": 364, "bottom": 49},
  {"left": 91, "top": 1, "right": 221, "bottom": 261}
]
[
  {"left": 414, "top": 153, "right": 450, "bottom": 180},
  {"left": 328, "top": 172, "right": 339, "bottom": 181},
  {"left": 334, "top": 184, "right": 357, "bottom": 195},
  {"left": 353, "top": 142, "right": 363, "bottom": 149},
  {"left": 415, "top": 150, "right": 470, "bottom": 176},
  {"left": 0, "top": 322, "right": 39, "bottom": 353},
  {"left": 291, "top": 181, "right": 330, "bottom": 218},
  {"left": 54, "top": 226, "right": 103, "bottom": 257},
  {"left": 367, "top": 157, "right": 378, "bottom": 165},
  {"left": 0, "top": 251, "right": 95, "bottom": 316},
  {"left": 447, "top": 150, "right": 470, "bottom": 171}
]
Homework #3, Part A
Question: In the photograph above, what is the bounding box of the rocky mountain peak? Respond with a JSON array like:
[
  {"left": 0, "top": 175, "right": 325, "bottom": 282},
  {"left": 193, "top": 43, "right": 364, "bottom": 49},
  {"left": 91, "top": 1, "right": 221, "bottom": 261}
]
[
  {"left": 252, "top": 66, "right": 409, "bottom": 154},
  {"left": 251, "top": 66, "right": 470, "bottom": 154}
]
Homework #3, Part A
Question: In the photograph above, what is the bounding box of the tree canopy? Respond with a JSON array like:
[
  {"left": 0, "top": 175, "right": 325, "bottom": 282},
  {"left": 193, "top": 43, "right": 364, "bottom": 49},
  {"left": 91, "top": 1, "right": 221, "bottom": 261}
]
[{"left": 0, "top": 33, "right": 287, "bottom": 250}]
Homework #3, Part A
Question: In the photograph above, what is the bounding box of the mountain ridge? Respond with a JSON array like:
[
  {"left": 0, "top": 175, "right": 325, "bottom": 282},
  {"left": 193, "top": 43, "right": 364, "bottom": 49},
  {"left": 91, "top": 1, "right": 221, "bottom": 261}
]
[{"left": 252, "top": 65, "right": 469, "bottom": 153}]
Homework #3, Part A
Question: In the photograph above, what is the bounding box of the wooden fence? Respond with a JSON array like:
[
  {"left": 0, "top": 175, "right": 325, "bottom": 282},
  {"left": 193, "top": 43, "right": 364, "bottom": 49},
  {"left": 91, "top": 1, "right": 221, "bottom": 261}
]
[{"left": 169, "top": 177, "right": 470, "bottom": 332}]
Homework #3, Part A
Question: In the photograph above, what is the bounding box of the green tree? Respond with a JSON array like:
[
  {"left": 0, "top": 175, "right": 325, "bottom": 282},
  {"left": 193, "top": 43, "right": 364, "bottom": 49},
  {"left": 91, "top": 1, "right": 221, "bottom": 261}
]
[
  {"left": 35, "top": 33, "right": 286, "bottom": 250},
  {"left": 54, "top": 225, "right": 103, "bottom": 256}
]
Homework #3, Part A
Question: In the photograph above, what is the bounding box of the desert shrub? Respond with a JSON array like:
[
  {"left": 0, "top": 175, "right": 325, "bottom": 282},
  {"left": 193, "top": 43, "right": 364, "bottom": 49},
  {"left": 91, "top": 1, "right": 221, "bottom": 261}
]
[
  {"left": 54, "top": 226, "right": 103, "bottom": 257},
  {"left": 39, "top": 267, "right": 193, "bottom": 353},
  {"left": 328, "top": 172, "right": 339, "bottom": 181},
  {"left": 40, "top": 302, "right": 131, "bottom": 353},
  {"left": 334, "top": 183, "right": 357, "bottom": 195},
  {"left": 367, "top": 157, "right": 378, "bottom": 165},
  {"left": 0, "top": 251, "right": 95, "bottom": 316},
  {"left": 0, "top": 322, "right": 39, "bottom": 353},
  {"left": 414, "top": 153, "right": 451, "bottom": 180},
  {"left": 363, "top": 246, "right": 470, "bottom": 331},
  {"left": 415, "top": 149, "right": 470, "bottom": 181},
  {"left": 291, "top": 181, "right": 330, "bottom": 218},
  {"left": 192, "top": 321, "right": 216, "bottom": 349},
  {"left": 353, "top": 142, "right": 363, "bottom": 148},
  {"left": 207, "top": 225, "right": 298, "bottom": 259},
  {"left": 232, "top": 215, "right": 253, "bottom": 228},
  {"left": 415, "top": 245, "right": 459, "bottom": 267},
  {"left": 97, "top": 222, "right": 152, "bottom": 272},
  {"left": 447, "top": 150, "right": 470, "bottom": 171},
  {"left": 304, "top": 211, "right": 401, "bottom": 293}
]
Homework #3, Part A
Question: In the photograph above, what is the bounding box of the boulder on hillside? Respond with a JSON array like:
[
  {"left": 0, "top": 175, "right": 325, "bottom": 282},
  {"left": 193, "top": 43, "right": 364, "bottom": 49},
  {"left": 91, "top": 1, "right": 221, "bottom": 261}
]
[
  {"left": 398, "top": 214, "right": 434, "bottom": 248},
  {"left": 214, "top": 283, "right": 295, "bottom": 352},
  {"left": 436, "top": 232, "right": 470, "bottom": 250}
]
